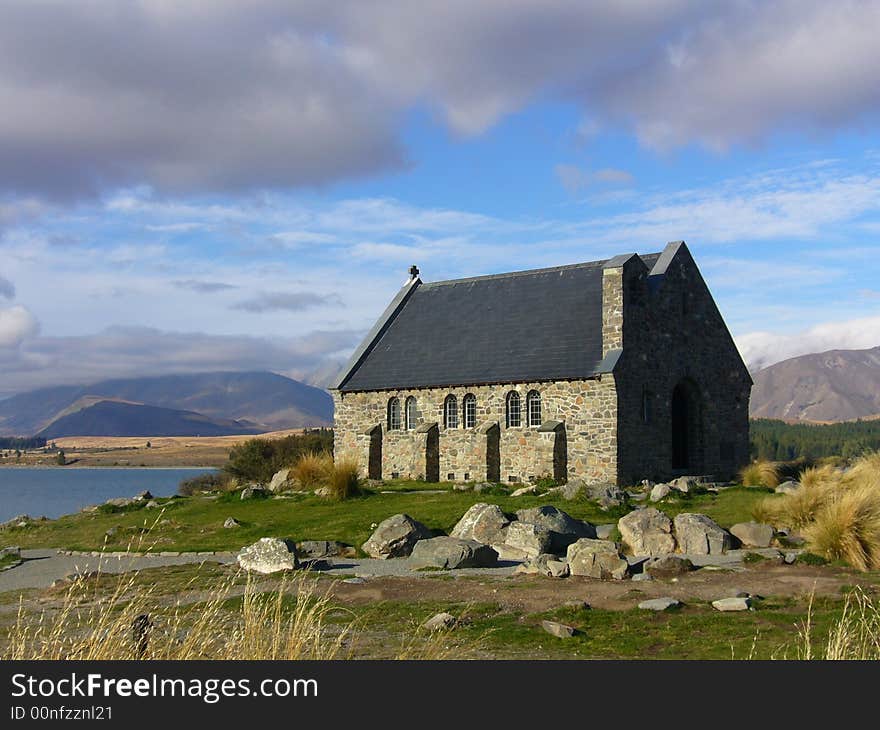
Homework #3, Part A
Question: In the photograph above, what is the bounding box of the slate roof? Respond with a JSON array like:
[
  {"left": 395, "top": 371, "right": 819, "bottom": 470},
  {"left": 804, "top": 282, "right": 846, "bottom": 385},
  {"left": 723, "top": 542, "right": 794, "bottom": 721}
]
[{"left": 336, "top": 251, "right": 664, "bottom": 392}]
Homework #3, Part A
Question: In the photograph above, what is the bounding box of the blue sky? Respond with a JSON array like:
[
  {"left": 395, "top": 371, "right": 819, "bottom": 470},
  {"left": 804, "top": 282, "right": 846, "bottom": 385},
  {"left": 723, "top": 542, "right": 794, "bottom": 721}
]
[{"left": 1, "top": 1, "right": 880, "bottom": 396}]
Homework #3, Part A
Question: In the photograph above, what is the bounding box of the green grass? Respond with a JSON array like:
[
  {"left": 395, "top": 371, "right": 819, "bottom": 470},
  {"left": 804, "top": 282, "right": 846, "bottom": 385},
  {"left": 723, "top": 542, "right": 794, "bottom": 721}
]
[
  {"left": 0, "top": 554, "right": 20, "bottom": 571},
  {"left": 1, "top": 481, "right": 771, "bottom": 554}
]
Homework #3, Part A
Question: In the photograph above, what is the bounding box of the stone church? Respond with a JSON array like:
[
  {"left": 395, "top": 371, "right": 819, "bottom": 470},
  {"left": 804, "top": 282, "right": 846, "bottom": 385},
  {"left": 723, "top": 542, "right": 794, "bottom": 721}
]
[{"left": 331, "top": 241, "right": 751, "bottom": 486}]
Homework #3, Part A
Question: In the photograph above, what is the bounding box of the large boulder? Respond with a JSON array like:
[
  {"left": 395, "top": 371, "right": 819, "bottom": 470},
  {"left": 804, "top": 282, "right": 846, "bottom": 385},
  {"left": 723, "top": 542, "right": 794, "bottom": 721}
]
[
  {"left": 618, "top": 508, "right": 676, "bottom": 556},
  {"left": 268, "top": 468, "right": 301, "bottom": 493},
  {"left": 499, "top": 521, "right": 552, "bottom": 559},
  {"left": 515, "top": 505, "right": 596, "bottom": 552},
  {"left": 673, "top": 513, "right": 731, "bottom": 555},
  {"left": 566, "top": 538, "right": 629, "bottom": 580},
  {"left": 237, "top": 538, "right": 299, "bottom": 574},
  {"left": 450, "top": 503, "right": 509, "bottom": 544},
  {"left": 730, "top": 522, "right": 775, "bottom": 548},
  {"left": 409, "top": 537, "right": 498, "bottom": 569},
  {"left": 362, "top": 514, "right": 432, "bottom": 559},
  {"left": 588, "top": 483, "right": 627, "bottom": 510}
]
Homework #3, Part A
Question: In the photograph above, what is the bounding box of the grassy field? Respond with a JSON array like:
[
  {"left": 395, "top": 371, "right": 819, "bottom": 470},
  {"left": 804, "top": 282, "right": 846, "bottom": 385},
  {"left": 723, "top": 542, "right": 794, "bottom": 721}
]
[
  {"left": 0, "top": 430, "right": 302, "bottom": 468},
  {"left": 2, "top": 561, "right": 875, "bottom": 660},
  {"left": 2, "top": 481, "right": 776, "bottom": 554}
]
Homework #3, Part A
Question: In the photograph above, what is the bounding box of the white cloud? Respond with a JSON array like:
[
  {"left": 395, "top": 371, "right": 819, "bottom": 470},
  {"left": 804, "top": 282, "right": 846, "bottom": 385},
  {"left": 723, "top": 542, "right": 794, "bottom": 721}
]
[
  {"left": 737, "top": 314, "right": 880, "bottom": 371},
  {"left": 0, "top": 304, "right": 38, "bottom": 348}
]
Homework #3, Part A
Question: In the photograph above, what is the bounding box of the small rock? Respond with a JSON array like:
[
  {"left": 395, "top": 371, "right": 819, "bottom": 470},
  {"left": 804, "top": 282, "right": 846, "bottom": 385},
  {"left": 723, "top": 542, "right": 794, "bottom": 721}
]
[
  {"left": 638, "top": 597, "right": 681, "bottom": 611},
  {"left": 547, "top": 560, "right": 570, "bottom": 578},
  {"left": 510, "top": 484, "right": 537, "bottom": 497},
  {"left": 362, "top": 514, "right": 432, "bottom": 559},
  {"left": 730, "top": 522, "right": 775, "bottom": 548},
  {"left": 558, "top": 480, "right": 585, "bottom": 500},
  {"left": 541, "top": 620, "right": 576, "bottom": 638},
  {"left": 775, "top": 480, "right": 801, "bottom": 495},
  {"left": 134, "top": 490, "right": 153, "bottom": 501},
  {"left": 268, "top": 468, "right": 301, "bottom": 493},
  {"left": 671, "top": 476, "right": 702, "bottom": 493},
  {"left": 223, "top": 517, "right": 240, "bottom": 529},
  {"left": 422, "top": 612, "right": 457, "bottom": 631},
  {"left": 452, "top": 483, "right": 472, "bottom": 492},
  {"left": 649, "top": 483, "right": 672, "bottom": 502},
  {"left": 105, "top": 497, "right": 135, "bottom": 508},
  {"left": 473, "top": 482, "right": 494, "bottom": 493},
  {"left": 784, "top": 552, "right": 798, "bottom": 565},
  {"left": 342, "top": 577, "right": 365, "bottom": 584},
  {"left": 240, "top": 485, "right": 268, "bottom": 500},
  {"left": 144, "top": 500, "right": 160, "bottom": 509},
  {"left": 314, "top": 486, "right": 332, "bottom": 498},
  {"left": 237, "top": 537, "right": 298, "bottom": 574},
  {"left": 563, "top": 600, "right": 590, "bottom": 610},
  {"left": 0, "top": 546, "right": 21, "bottom": 557},
  {"left": 104, "top": 526, "right": 119, "bottom": 539},
  {"left": 631, "top": 572, "right": 653, "bottom": 582},
  {"left": 643, "top": 555, "right": 695, "bottom": 578},
  {"left": 594, "top": 524, "right": 616, "bottom": 540},
  {"left": 712, "top": 597, "right": 752, "bottom": 612}
]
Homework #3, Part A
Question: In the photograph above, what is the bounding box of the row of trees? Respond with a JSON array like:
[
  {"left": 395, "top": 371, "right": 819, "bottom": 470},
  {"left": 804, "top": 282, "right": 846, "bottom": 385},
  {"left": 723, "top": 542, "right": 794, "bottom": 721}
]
[
  {"left": 0, "top": 436, "right": 47, "bottom": 450},
  {"left": 750, "top": 418, "right": 880, "bottom": 461}
]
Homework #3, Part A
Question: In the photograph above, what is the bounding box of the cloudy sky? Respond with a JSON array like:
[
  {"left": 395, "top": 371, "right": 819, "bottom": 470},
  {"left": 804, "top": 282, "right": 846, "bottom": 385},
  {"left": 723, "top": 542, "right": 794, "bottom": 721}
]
[{"left": 2, "top": 0, "right": 880, "bottom": 397}]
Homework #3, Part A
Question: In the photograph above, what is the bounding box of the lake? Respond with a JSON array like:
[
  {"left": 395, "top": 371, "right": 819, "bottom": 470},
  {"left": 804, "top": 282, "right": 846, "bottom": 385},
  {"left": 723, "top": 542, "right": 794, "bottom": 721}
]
[{"left": 0, "top": 467, "right": 216, "bottom": 522}]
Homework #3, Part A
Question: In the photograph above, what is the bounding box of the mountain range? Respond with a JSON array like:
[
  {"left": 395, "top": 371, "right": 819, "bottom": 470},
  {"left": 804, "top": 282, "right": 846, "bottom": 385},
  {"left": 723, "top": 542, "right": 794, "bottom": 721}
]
[
  {"left": 0, "top": 371, "right": 334, "bottom": 437},
  {"left": 750, "top": 345, "right": 880, "bottom": 422}
]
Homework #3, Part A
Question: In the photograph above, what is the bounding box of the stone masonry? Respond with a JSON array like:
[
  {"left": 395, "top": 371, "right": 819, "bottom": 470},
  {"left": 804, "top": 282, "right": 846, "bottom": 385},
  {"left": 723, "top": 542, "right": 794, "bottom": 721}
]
[{"left": 332, "top": 242, "right": 751, "bottom": 486}]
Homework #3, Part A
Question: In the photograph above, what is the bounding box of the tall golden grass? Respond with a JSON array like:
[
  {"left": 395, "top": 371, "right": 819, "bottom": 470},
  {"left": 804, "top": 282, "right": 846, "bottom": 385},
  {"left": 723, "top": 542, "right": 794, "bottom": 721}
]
[
  {"left": 326, "top": 457, "right": 361, "bottom": 501},
  {"left": 291, "top": 451, "right": 334, "bottom": 489},
  {"left": 3, "top": 571, "right": 348, "bottom": 660},
  {"left": 797, "top": 588, "right": 880, "bottom": 660},
  {"left": 753, "top": 452, "right": 880, "bottom": 571},
  {"left": 739, "top": 460, "right": 781, "bottom": 488}
]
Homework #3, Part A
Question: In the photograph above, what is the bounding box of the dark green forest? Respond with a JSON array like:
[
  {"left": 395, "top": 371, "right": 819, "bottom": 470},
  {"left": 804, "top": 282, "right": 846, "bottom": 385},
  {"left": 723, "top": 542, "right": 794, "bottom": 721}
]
[
  {"left": 0, "top": 436, "right": 47, "bottom": 450},
  {"left": 750, "top": 418, "right": 880, "bottom": 461}
]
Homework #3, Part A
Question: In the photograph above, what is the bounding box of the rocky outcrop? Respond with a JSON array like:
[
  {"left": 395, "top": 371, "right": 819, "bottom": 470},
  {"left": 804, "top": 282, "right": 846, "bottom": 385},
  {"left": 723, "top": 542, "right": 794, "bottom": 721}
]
[
  {"left": 362, "top": 514, "right": 432, "bottom": 559},
  {"left": 237, "top": 538, "right": 299, "bottom": 574},
  {"left": 409, "top": 537, "right": 498, "bottom": 569},
  {"left": 673, "top": 513, "right": 731, "bottom": 555},
  {"left": 618, "top": 508, "right": 676, "bottom": 556},
  {"left": 515, "top": 505, "right": 596, "bottom": 552},
  {"left": 450, "top": 503, "right": 509, "bottom": 544},
  {"left": 730, "top": 522, "right": 775, "bottom": 548},
  {"left": 566, "top": 538, "right": 629, "bottom": 580}
]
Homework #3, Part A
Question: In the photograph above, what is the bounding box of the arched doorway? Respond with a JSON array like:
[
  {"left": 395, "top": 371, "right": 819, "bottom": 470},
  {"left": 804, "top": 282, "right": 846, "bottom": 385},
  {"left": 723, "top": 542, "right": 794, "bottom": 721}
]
[{"left": 671, "top": 379, "right": 702, "bottom": 471}]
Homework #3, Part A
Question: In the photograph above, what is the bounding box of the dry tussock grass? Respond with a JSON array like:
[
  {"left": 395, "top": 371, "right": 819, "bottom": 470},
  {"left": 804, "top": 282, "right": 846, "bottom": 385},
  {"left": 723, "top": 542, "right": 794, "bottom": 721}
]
[
  {"left": 291, "top": 451, "right": 334, "bottom": 489},
  {"left": 754, "top": 452, "right": 880, "bottom": 570},
  {"left": 740, "top": 460, "right": 781, "bottom": 488}
]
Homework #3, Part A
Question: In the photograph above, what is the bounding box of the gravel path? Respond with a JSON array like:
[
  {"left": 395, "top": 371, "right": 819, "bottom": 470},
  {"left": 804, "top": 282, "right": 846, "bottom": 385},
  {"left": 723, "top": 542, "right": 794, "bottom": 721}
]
[
  {"left": 0, "top": 549, "right": 237, "bottom": 592},
  {"left": 1, "top": 546, "right": 774, "bottom": 593}
]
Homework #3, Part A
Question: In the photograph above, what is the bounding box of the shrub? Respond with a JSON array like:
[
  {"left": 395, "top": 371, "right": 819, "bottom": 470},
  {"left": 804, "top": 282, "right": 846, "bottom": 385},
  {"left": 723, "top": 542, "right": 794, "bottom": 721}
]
[
  {"left": 740, "top": 460, "right": 781, "bottom": 488},
  {"left": 225, "top": 429, "right": 334, "bottom": 483},
  {"left": 178, "top": 472, "right": 231, "bottom": 496},
  {"left": 291, "top": 451, "right": 333, "bottom": 489},
  {"left": 326, "top": 458, "right": 361, "bottom": 501}
]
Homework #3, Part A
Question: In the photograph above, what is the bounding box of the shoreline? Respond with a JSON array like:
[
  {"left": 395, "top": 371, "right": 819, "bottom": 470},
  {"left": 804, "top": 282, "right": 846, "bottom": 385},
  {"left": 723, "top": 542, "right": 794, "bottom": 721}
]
[{"left": 0, "top": 464, "right": 218, "bottom": 470}]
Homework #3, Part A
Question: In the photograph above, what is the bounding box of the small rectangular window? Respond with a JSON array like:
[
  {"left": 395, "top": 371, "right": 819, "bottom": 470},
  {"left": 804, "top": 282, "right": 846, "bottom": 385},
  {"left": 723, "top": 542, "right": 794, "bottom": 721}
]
[
  {"left": 391, "top": 472, "right": 400, "bottom": 479},
  {"left": 447, "top": 472, "right": 455, "bottom": 480},
  {"left": 508, "top": 475, "right": 519, "bottom": 483},
  {"left": 463, "top": 472, "right": 470, "bottom": 481}
]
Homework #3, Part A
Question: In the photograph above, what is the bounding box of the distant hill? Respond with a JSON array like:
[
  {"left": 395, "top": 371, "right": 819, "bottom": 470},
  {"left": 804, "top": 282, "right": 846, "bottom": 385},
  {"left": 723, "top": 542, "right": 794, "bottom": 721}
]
[
  {"left": 0, "top": 371, "right": 334, "bottom": 436},
  {"left": 750, "top": 345, "right": 880, "bottom": 422},
  {"left": 37, "top": 400, "right": 262, "bottom": 439}
]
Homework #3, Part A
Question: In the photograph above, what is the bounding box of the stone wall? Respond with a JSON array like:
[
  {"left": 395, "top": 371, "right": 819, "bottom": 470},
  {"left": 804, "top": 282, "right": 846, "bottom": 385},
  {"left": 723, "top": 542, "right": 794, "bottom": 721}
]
[
  {"left": 610, "top": 246, "right": 751, "bottom": 484},
  {"left": 332, "top": 377, "right": 618, "bottom": 484}
]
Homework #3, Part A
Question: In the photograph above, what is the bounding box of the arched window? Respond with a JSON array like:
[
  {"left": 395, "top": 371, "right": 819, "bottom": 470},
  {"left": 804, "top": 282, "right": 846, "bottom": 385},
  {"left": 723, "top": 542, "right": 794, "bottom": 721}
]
[
  {"left": 405, "top": 396, "right": 417, "bottom": 430},
  {"left": 505, "top": 391, "right": 521, "bottom": 428},
  {"left": 527, "top": 390, "right": 542, "bottom": 427},
  {"left": 463, "top": 393, "right": 476, "bottom": 428},
  {"left": 444, "top": 395, "right": 459, "bottom": 429},
  {"left": 387, "top": 397, "right": 401, "bottom": 430}
]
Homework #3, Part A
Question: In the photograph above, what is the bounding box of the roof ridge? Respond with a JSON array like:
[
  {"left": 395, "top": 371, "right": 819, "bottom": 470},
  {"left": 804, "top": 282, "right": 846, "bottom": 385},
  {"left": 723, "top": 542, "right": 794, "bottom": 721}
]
[{"left": 422, "top": 251, "right": 662, "bottom": 288}]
